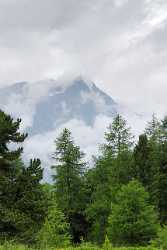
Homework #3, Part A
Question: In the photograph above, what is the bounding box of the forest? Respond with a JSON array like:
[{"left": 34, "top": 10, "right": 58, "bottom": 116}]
[{"left": 1, "top": 109, "right": 167, "bottom": 250}]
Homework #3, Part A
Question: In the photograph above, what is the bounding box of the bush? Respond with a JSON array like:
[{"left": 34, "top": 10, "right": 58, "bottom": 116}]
[
  {"left": 151, "top": 225, "right": 167, "bottom": 250},
  {"left": 36, "top": 203, "right": 70, "bottom": 249},
  {"left": 107, "top": 180, "right": 158, "bottom": 246}
]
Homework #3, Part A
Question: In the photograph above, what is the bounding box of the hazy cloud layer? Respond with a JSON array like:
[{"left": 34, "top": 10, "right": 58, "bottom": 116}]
[{"left": 0, "top": 0, "right": 167, "bottom": 117}]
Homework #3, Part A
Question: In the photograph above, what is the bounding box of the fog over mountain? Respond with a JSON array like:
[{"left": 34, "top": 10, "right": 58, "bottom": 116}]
[{"left": 0, "top": 77, "right": 122, "bottom": 180}]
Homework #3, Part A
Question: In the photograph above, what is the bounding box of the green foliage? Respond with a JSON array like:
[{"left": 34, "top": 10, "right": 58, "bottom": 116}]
[
  {"left": 0, "top": 110, "right": 47, "bottom": 244},
  {"left": 151, "top": 225, "right": 167, "bottom": 250},
  {"left": 103, "top": 235, "right": 113, "bottom": 250},
  {"left": 37, "top": 202, "right": 70, "bottom": 248},
  {"left": 104, "top": 114, "right": 134, "bottom": 156},
  {"left": 1, "top": 110, "right": 167, "bottom": 249},
  {"left": 86, "top": 115, "right": 134, "bottom": 244},
  {"left": 52, "top": 128, "right": 87, "bottom": 242},
  {"left": 133, "top": 134, "right": 160, "bottom": 208},
  {"left": 107, "top": 180, "right": 158, "bottom": 246},
  {"left": 0, "top": 110, "right": 27, "bottom": 164},
  {"left": 0, "top": 242, "right": 159, "bottom": 250},
  {"left": 85, "top": 156, "right": 112, "bottom": 244}
]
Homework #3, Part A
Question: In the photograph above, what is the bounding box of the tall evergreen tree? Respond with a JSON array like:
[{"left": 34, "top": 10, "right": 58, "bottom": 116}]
[
  {"left": 0, "top": 110, "right": 47, "bottom": 243},
  {"left": 52, "top": 128, "right": 86, "bottom": 243},
  {"left": 104, "top": 114, "right": 134, "bottom": 188},
  {"left": 86, "top": 115, "right": 134, "bottom": 244},
  {"left": 0, "top": 110, "right": 27, "bottom": 240}
]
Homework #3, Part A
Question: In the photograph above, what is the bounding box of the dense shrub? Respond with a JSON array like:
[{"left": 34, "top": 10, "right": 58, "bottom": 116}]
[
  {"left": 151, "top": 225, "right": 167, "bottom": 250},
  {"left": 107, "top": 180, "right": 158, "bottom": 246}
]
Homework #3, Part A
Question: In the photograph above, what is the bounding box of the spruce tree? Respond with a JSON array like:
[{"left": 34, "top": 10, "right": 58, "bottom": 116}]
[
  {"left": 104, "top": 114, "right": 134, "bottom": 188},
  {"left": 86, "top": 115, "right": 134, "bottom": 244},
  {"left": 104, "top": 114, "right": 134, "bottom": 156},
  {"left": 145, "top": 114, "right": 161, "bottom": 142},
  {"left": 52, "top": 128, "right": 86, "bottom": 243}
]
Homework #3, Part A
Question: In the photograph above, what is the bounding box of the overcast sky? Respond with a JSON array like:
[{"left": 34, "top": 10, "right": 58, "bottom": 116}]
[
  {"left": 0, "top": 0, "right": 167, "bottom": 118},
  {"left": 0, "top": 0, "right": 167, "bottom": 180}
]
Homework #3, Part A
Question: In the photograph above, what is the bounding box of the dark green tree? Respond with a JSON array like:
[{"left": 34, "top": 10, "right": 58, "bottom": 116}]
[
  {"left": 0, "top": 110, "right": 47, "bottom": 243},
  {"left": 133, "top": 134, "right": 160, "bottom": 208},
  {"left": 158, "top": 116, "right": 167, "bottom": 223},
  {"left": 52, "top": 128, "right": 86, "bottom": 243},
  {"left": 14, "top": 159, "right": 47, "bottom": 243},
  {"left": 0, "top": 110, "right": 27, "bottom": 241},
  {"left": 85, "top": 155, "right": 112, "bottom": 244}
]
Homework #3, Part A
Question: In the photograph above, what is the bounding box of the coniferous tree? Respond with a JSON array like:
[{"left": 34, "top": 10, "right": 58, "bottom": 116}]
[
  {"left": 85, "top": 156, "right": 112, "bottom": 244},
  {"left": 134, "top": 134, "right": 160, "bottom": 208},
  {"left": 52, "top": 128, "right": 86, "bottom": 243},
  {"left": 14, "top": 159, "right": 47, "bottom": 243},
  {"left": 86, "top": 115, "right": 134, "bottom": 244},
  {"left": 0, "top": 110, "right": 47, "bottom": 243},
  {"left": 0, "top": 110, "right": 27, "bottom": 240},
  {"left": 104, "top": 114, "right": 134, "bottom": 156},
  {"left": 145, "top": 114, "right": 161, "bottom": 142},
  {"left": 107, "top": 180, "right": 158, "bottom": 246}
]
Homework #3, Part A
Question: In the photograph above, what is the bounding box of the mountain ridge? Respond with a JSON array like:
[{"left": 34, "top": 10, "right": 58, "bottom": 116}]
[{"left": 0, "top": 77, "right": 118, "bottom": 135}]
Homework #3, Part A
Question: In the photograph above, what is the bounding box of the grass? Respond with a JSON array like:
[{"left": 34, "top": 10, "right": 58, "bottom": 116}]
[{"left": 0, "top": 242, "right": 159, "bottom": 250}]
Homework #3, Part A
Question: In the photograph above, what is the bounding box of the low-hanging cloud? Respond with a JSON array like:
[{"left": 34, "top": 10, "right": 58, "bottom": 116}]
[{"left": 0, "top": 0, "right": 166, "bottom": 118}]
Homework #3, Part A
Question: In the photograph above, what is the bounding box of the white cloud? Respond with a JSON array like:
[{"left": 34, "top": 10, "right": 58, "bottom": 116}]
[
  {"left": 23, "top": 115, "right": 113, "bottom": 180},
  {"left": 0, "top": 0, "right": 167, "bottom": 179},
  {"left": 23, "top": 111, "right": 147, "bottom": 181}
]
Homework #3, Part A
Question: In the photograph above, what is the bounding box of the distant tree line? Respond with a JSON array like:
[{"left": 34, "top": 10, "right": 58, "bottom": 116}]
[{"left": 1, "top": 109, "right": 167, "bottom": 248}]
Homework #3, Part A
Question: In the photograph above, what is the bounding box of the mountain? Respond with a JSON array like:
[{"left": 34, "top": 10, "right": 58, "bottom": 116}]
[{"left": 0, "top": 77, "right": 118, "bottom": 135}]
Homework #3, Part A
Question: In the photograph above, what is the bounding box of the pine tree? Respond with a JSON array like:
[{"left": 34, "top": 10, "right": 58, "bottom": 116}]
[
  {"left": 52, "top": 128, "right": 86, "bottom": 243},
  {"left": 104, "top": 115, "right": 134, "bottom": 188},
  {"left": 0, "top": 110, "right": 46, "bottom": 243},
  {"left": 104, "top": 114, "right": 134, "bottom": 156},
  {"left": 107, "top": 180, "right": 158, "bottom": 246},
  {"left": 145, "top": 114, "right": 161, "bottom": 142},
  {"left": 0, "top": 110, "right": 27, "bottom": 240},
  {"left": 0, "top": 110, "right": 27, "bottom": 172},
  {"left": 86, "top": 115, "right": 134, "bottom": 244}
]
